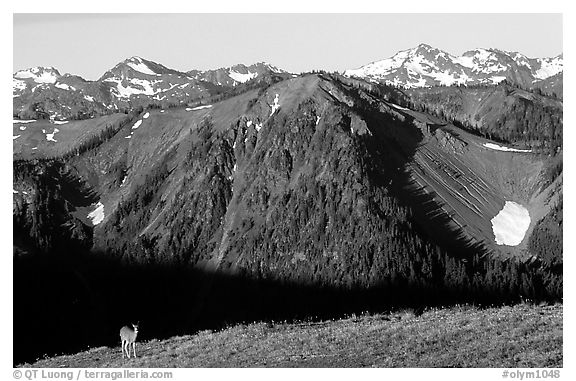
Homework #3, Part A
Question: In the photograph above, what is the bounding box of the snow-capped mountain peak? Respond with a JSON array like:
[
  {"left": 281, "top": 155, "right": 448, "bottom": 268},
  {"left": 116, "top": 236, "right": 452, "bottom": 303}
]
[
  {"left": 187, "top": 62, "right": 288, "bottom": 87},
  {"left": 533, "top": 54, "right": 563, "bottom": 80},
  {"left": 14, "top": 67, "right": 61, "bottom": 84},
  {"left": 125, "top": 56, "right": 160, "bottom": 76},
  {"left": 345, "top": 44, "right": 563, "bottom": 89}
]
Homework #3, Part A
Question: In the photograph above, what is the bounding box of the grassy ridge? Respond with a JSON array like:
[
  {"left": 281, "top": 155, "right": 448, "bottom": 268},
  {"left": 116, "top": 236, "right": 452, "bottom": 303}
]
[{"left": 22, "top": 303, "right": 562, "bottom": 368}]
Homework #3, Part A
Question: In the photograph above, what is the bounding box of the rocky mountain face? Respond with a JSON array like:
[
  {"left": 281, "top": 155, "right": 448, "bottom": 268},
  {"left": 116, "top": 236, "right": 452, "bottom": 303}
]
[
  {"left": 405, "top": 82, "right": 563, "bottom": 152},
  {"left": 533, "top": 72, "right": 563, "bottom": 98},
  {"left": 14, "top": 72, "right": 561, "bottom": 288},
  {"left": 345, "top": 44, "right": 563, "bottom": 91}
]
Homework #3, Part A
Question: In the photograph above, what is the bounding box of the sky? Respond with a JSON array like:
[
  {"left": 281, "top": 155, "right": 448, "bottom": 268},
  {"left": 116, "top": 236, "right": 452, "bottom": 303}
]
[{"left": 13, "top": 13, "right": 563, "bottom": 80}]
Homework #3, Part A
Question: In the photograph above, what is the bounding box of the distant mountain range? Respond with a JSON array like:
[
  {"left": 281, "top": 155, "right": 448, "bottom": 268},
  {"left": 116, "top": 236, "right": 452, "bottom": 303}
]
[
  {"left": 13, "top": 44, "right": 563, "bottom": 121},
  {"left": 344, "top": 43, "right": 562, "bottom": 91},
  {"left": 13, "top": 57, "right": 289, "bottom": 120}
]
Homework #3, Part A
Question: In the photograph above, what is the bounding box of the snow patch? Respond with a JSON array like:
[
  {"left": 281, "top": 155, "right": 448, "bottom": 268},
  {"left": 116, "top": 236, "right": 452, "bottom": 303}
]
[
  {"left": 483, "top": 143, "right": 532, "bottom": 153},
  {"left": 270, "top": 94, "right": 280, "bottom": 116},
  {"left": 489, "top": 76, "right": 507, "bottom": 85},
  {"left": 160, "top": 110, "right": 165, "bottom": 113},
  {"left": 132, "top": 120, "right": 143, "bottom": 129},
  {"left": 13, "top": 79, "right": 27, "bottom": 94},
  {"left": 87, "top": 202, "right": 105, "bottom": 225},
  {"left": 246, "top": 120, "right": 253, "bottom": 127},
  {"left": 316, "top": 115, "right": 321, "bottom": 125},
  {"left": 14, "top": 67, "right": 58, "bottom": 84},
  {"left": 534, "top": 57, "right": 563, "bottom": 80},
  {"left": 55, "top": 82, "right": 76, "bottom": 91},
  {"left": 32, "top": 147, "right": 38, "bottom": 150},
  {"left": 255, "top": 123, "right": 263, "bottom": 132},
  {"left": 84, "top": 95, "right": 95, "bottom": 102},
  {"left": 229, "top": 70, "right": 258, "bottom": 83},
  {"left": 143, "top": 112, "right": 150, "bottom": 119},
  {"left": 13, "top": 135, "right": 21, "bottom": 140},
  {"left": 53, "top": 120, "right": 69, "bottom": 125},
  {"left": 127, "top": 59, "right": 157, "bottom": 76},
  {"left": 104, "top": 77, "right": 159, "bottom": 98},
  {"left": 19, "top": 126, "right": 26, "bottom": 131},
  {"left": 187, "top": 105, "right": 212, "bottom": 111},
  {"left": 13, "top": 119, "right": 36, "bottom": 124},
  {"left": 45, "top": 128, "right": 59, "bottom": 142},
  {"left": 491, "top": 201, "right": 530, "bottom": 246},
  {"left": 390, "top": 103, "right": 409, "bottom": 111}
]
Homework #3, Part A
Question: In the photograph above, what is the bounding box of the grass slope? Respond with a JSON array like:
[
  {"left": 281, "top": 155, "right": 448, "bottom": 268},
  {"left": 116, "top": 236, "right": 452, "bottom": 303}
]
[
  {"left": 22, "top": 303, "right": 562, "bottom": 368},
  {"left": 13, "top": 114, "right": 129, "bottom": 160}
]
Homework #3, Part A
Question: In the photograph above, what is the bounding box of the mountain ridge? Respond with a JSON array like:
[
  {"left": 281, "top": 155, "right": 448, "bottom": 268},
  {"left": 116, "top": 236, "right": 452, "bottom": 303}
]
[
  {"left": 344, "top": 43, "right": 563, "bottom": 90},
  {"left": 13, "top": 45, "right": 563, "bottom": 120},
  {"left": 13, "top": 57, "right": 289, "bottom": 120}
]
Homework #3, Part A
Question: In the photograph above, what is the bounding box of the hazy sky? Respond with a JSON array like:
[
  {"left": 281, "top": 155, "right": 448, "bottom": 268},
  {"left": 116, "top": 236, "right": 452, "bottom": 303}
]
[{"left": 13, "top": 13, "right": 563, "bottom": 80}]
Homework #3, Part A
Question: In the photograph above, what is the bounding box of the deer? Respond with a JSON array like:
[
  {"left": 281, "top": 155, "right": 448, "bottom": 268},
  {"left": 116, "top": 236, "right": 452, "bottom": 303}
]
[{"left": 120, "top": 323, "right": 139, "bottom": 358}]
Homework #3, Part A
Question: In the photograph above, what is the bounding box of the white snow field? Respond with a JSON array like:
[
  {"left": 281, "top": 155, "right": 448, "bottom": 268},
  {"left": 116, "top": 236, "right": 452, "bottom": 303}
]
[
  {"left": 14, "top": 67, "right": 58, "bottom": 83},
  {"left": 56, "top": 83, "right": 76, "bottom": 91},
  {"left": 229, "top": 70, "right": 258, "bottom": 83},
  {"left": 534, "top": 56, "right": 563, "bottom": 80},
  {"left": 87, "top": 202, "right": 105, "bottom": 225},
  {"left": 45, "top": 128, "right": 60, "bottom": 142},
  {"left": 490, "top": 201, "right": 531, "bottom": 246},
  {"left": 186, "top": 105, "right": 212, "bottom": 111},
  {"left": 270, "top": 94, "right": 280, "bottom": 116},
  {"left": 483, "top": 143, "right": 532, "bottom": 153},
  {"left": 127, "top": 58, "right": 158, "bottom": 76},
  {"left": 390, "top": 103, "right": 409, "bottom": 111}
]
